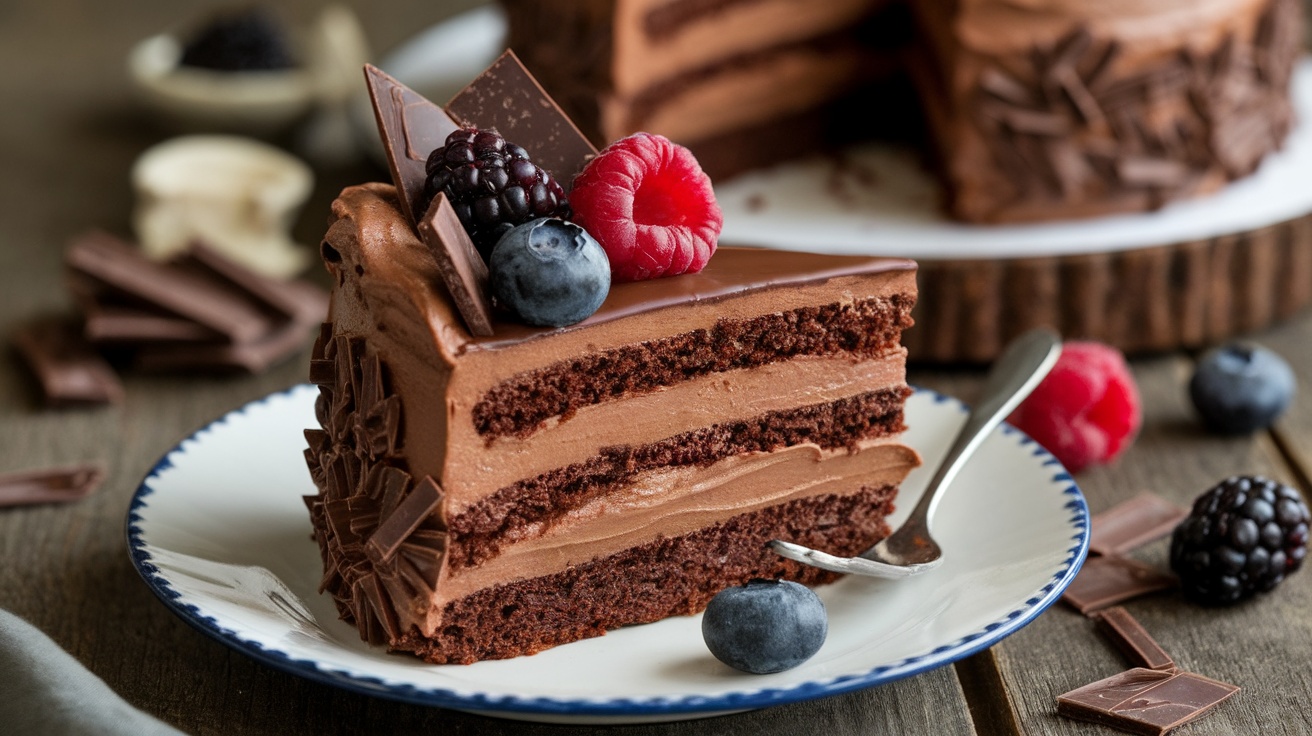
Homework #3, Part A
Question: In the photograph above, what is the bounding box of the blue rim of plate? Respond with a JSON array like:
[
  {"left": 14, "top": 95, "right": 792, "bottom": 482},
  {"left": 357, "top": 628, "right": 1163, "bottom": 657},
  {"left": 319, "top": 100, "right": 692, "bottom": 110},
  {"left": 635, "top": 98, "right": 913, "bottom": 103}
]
[{"left": 127, "top": 384, "right": 1089, "bottom": 718}]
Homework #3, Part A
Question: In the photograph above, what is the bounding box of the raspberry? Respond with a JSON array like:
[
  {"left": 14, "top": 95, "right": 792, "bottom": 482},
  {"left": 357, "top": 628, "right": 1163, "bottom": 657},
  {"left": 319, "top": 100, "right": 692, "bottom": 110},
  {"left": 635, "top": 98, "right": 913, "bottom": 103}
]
[
  {"left": 1171, "top": 476, "right": 1309, "bottom": 604},
  {"left": 1007, "top": 341, "right": 1141, "bottom": 473},
  {"left": 423, "top": 127, "right": 569, "bottom": 261},
  {"left": 569, "top": 132, "right": 721, "bottom": 282}
]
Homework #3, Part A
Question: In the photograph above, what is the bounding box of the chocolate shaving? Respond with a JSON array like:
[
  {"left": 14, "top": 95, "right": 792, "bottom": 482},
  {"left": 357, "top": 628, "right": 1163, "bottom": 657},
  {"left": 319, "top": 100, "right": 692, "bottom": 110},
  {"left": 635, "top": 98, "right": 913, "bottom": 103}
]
[
  {"left": 366, "top": 476, "right": 443, "bottom": 564},
  {"left": 0, "top": 464, "right": 105, "bottom": 508},
  {"left": 1096, "top": 606, "right": 1176, "bottom": 672},
  {"left": 1062, "top": 555, "right": 1177, "bottom": 615},
  {"left": 445, "top": 50, "right": 598, "bottom": 189},
  {"left": 12, "top": 317, "right": 124, "bottom": 406},
  {"left": 417, "top": 194, "right": 494, "bottom": 337},
  {"left": 1057, "top": 668, "right": 1239, "bottom": 735},
  {"left": 364, "top": 64, "right": 460, "bottom": 229},
  {"left": 1089, "top": 494, "right": 1190, "bottom": 557}
]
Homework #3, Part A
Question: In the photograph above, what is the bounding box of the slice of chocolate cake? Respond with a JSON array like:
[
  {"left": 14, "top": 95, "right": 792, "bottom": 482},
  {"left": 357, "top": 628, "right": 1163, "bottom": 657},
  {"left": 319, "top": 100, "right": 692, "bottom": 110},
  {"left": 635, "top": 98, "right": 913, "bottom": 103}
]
[{"left": 303, "top": 182, "right": 919, "bottom": 663}]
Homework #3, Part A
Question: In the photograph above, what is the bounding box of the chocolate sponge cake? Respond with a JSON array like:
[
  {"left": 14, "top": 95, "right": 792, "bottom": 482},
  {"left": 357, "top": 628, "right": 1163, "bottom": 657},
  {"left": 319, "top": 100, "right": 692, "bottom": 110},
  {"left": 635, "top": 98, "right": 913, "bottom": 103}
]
[
  {"left": 504, "top": 0, "right": 1301, "bottom": 223},
  {"left": 302, "top": 182, "right": 920, "bottom": 663}
]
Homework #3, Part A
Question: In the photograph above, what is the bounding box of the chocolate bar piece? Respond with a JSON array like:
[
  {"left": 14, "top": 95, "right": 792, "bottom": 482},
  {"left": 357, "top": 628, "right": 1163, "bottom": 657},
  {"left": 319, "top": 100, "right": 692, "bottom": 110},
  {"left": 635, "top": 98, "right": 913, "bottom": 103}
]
[
  {"left": 446, "top": 50, "right": 598, "bottom": 189},
  {"left": 1096, "top": 606, "right": 1176, "bottom": 671},
  {"left": 364, "top": 64, "right": 460, "bottom": 228},
  {"left": 417, "top": 194, "right": 494, "bottom": 337},
  {"left": 0, "top": 464, "right": 105, "bottom": 507},
  {"left": 65, "top": 231, "right": 275, "bottom": 343},
  {"left": 181, "top": 241, "right": 327, "bottom": 325},
  {"left": 1058, "top": 668, "right": 1239, "bottom": 735},
  {"left": 1063, "top": 555, "right": 1177, "bottom": 615},
  {"left": 12, "top": 318, "right": 124, "bottom": 406},
  {"left": 134, "top": 317, "right": 313, "bottom": 374},
  {"left": 1090, "top": 494, "right": 1190, "bottom": 557}
]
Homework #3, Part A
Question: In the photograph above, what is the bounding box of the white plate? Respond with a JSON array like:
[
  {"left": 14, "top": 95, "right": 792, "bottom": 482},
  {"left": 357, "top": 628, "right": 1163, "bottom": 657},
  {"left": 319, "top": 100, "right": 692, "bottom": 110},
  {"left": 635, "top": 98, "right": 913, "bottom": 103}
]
[
  {"left": 127, "top": 385, "right": 1087, "bottom": 724},
  {"left": 364, "top": 6, "right": 1312, "bottom": 260}
]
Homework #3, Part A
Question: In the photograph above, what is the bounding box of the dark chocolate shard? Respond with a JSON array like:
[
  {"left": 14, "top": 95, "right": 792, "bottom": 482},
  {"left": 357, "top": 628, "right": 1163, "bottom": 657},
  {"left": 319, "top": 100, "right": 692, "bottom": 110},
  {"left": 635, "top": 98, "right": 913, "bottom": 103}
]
[
  {"left": 65, "top": 231, "right": 274, "bottom": 344},
  {"left": 364, "top": 64, "right": 461, "bottom": 229},
  {"left": 366, "top": 476, "right": 444, "bottom": 564},
  {"left": 1062, "top": 555, "right": 1177, "bottom": 615},
  {"left": 12, "top": 317, "right": 124, "bottom": 406},
  {"left": 1096, "top": 606, "right": 1176, "bottom": 672},
  {"left": 182, "top": 241, "right": 328, "bottom": 325},
  {"left": 0, "top": 464, "right": 105, "bottom": 508},
  {"left": 417, "top": 193, "right": 495, "bottom": 337},
  {"left": 1057, "top": 668, "right": 1239, "bottom": 735},
  {"left": 1089, "top": 494, "right": 1190, "bottom": 557},
  {"left": 133, "top": 317, "right": 313, "bottom": 374},
  {"left": 446, "top": 50, "right": 598, "bottom": 189}
]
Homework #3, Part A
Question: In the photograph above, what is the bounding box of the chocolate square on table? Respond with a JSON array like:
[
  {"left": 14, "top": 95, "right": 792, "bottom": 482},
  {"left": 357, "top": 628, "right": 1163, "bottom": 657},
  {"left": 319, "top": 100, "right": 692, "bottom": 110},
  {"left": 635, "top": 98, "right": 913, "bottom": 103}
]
[
  {"left": 1062, "top": 555, "right": 1177, "bottom": 615},
  {"left": 1058, "top": 668, "right": 1239, "bottom": 735},
  {"left": 1095, "top": 606, "right": 1176, "bottom": 672},
  {"left": 1089, "top": 493, "right": 1190, "bottom": 557},
  {"left": 0, "top": 464, "right": 105, "bottom": 507},
  {"left": 12, "top": 317, "right": 124, "bottom": 406}
]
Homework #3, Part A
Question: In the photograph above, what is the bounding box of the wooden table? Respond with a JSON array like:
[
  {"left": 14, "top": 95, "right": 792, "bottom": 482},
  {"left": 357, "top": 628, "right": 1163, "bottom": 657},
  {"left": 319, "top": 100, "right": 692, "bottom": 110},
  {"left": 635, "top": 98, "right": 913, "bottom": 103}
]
[{"left": 3, "top": 2, "right": 1311, "bottom": 734}]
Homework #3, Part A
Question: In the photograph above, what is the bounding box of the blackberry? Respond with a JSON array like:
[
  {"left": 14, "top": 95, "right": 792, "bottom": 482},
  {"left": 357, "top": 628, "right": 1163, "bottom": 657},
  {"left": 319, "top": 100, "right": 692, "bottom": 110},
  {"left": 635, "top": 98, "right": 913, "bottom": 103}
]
[
  {"left": 423, "top": 127, "right": 569, "bottom": 262},
  {"left": 179, "top": 8, "right": 297, "bottom": 72},
  {"left": 1170, "top": 475, "right": 1309, "bottom": 605}
]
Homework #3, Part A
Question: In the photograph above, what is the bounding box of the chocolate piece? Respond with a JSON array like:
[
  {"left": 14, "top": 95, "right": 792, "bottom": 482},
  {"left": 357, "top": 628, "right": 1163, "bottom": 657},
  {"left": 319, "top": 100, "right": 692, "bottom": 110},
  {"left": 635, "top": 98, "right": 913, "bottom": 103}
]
[
  {"left": 0, "top": 464, "right": 105, "bottom": 507},
  {"left": 133, "top": 318, "right": 312, "bottom": 374},
  {"left": 366, "top": 476, "right": 444, "bottom": 564},
  {"left": 1063, "top": 555, "right": 1177, "bottom": 615},
  {"left": 1096, "top": 606, "right": 1176, "bottom": 671},
  {"left": 417, "top": 194, "right": 494, "bottom": 337},
  {"left": 82, "top": 302, "right": 220, "bottom": 344},
  {"left": 364, "top": 64, "right": 461, "bottom": 228},
  {"left": 182, "top": 241, "right": 327, "bottom": 324},
  {"left": 65, "top": 231, "right": 274, "bottom": 344},
  {"left": 1089, "top": 494, "right": 1190, "bottom": 557},
  {"left": 1058, "top": 668, "right": 1239, "bottom": 735},
  {"left": 12, "top": 318, "right": 124, "bottom": 406},
  {"left": 445, "top": 50, "right": 598, "bottom": 189}
]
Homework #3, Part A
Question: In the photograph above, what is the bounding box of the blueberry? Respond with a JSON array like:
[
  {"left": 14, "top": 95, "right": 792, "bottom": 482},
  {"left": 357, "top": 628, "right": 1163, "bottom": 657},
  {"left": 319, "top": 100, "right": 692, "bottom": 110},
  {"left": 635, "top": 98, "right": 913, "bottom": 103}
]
[
  {"left": 489, "top": 218, "right": 610, "bottom": 327},
  {"left": 1189, "top": 343, "right": 1296, "bottom": 435},
  {"left": 701, "top": 579, "right": 827, "bottom": 674}
]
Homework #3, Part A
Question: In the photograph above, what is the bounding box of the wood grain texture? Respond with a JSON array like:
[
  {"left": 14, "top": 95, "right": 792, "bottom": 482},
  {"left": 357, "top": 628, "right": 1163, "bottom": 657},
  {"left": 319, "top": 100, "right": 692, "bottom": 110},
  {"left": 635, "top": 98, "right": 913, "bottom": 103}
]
[
  {"left": 0, "top": 1, "right": 980, "bottom": 734},
  {"left": 905, "top": 215, "right": 1312, "bottom": 363},
  {"left": 918, "top": 356, "right": 1312, "bottom": 735}
]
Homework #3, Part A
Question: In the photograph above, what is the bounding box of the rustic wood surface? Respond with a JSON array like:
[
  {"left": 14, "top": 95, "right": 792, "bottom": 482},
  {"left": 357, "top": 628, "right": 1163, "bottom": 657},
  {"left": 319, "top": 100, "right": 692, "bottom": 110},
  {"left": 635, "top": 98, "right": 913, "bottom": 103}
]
[{"left": 2, "top": 2, "right": 1311, "bottom": 734}]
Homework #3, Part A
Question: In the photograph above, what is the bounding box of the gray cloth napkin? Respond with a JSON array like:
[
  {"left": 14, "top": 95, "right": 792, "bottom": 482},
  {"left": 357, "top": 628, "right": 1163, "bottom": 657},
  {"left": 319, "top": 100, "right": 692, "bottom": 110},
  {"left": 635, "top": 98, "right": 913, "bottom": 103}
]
[{"left": 0, "top": 609, "right": 185, "bottom": 736}]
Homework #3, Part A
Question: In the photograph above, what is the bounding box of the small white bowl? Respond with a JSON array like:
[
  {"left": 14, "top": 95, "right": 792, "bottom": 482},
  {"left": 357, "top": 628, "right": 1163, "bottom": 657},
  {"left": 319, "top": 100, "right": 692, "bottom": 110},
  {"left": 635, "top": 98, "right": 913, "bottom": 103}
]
[
  {"left": 128, "top": 5, "right": 368, "bottom": 136},
  {"left": 132, "top": 135, "right": 314, "bottom": 278}
]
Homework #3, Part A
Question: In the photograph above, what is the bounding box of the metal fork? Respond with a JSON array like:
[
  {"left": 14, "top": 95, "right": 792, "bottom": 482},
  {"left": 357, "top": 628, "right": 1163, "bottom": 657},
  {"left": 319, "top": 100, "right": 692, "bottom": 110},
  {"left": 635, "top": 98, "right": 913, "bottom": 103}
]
[{"left": 768, "top": 328, "right": 1062, "bottom": 579}]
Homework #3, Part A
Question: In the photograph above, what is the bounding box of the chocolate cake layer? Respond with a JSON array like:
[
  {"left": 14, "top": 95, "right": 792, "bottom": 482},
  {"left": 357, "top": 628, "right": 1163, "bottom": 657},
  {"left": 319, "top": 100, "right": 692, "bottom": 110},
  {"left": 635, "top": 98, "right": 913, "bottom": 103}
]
[
  {"left": 392, "top": 482, "right": 898, "bottom": 664},
  {"left": 472, "top": 295, "right": 913, "bottom": 440},
  {"left": 449, "top": 385, "right": 910, "bottom": 568}
]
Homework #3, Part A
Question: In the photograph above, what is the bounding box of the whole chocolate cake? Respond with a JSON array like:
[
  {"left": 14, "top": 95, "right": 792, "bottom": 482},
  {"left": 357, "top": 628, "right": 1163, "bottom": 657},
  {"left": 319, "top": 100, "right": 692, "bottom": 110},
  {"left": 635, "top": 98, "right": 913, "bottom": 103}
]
[
  {"left": 503, "top": 0, "right": 1302, "bottom": 223},
  {"left": 301, "top": 53, "right": 921, "bottom": 663}
]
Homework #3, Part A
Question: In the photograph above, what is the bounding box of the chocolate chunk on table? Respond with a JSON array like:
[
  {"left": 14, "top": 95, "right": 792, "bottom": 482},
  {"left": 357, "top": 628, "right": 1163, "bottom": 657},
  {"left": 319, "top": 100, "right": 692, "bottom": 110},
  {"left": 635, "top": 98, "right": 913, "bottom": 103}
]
[
  {"left": 1058, "top": 668, "right": 1239, "bottom": 735},
  {"left": 12, "top": 317, "right": 124, "bottom": 406},
  {"left": 0, "top": 464, "right": 105, "bottom": 507},
  {"left": 1095, "top": 606, "right": 1176, "bottom": 671},
  {"left": 1062, "top": 555, "right": 1177, "bottom": 615},
  {"left": 65, "top": 230, "right": 276, "bottom": 343},
  {"left": 1089, "top": 493, "right": 1190, "bottom": 557}
]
